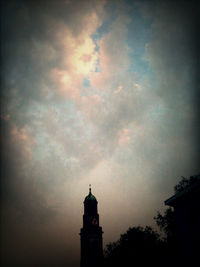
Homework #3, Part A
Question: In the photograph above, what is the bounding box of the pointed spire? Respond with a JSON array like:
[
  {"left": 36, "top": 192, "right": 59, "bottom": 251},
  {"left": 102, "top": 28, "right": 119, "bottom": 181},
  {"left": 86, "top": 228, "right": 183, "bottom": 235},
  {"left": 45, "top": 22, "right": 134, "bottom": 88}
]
[{"left": 89, "top": 184, "right": 91, "bottom": 194}]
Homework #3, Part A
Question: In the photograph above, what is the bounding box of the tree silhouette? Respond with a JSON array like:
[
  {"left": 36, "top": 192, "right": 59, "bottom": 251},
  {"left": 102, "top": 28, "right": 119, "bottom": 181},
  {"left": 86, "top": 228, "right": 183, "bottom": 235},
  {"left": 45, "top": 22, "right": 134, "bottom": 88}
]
[
  {"left": 174, "top": 174, "right": 200, "bottom": 193},
  {"left": 154, "top": 208, "right": 176, "bottom": 242},
  {"left": 154, "top": 174, "right": 200, "bottom": 240},
  {"left": 154, "top": 208, "right": 177, "bottom": 265},
  {"left": 154, "top": 174, "right": 200, "bottom": 266},
  {"left": 103, "top": 174, "right": 200, "bottom": 267},
  {"left": 103, "top": 226, "right": 166, "bottom": 267}
]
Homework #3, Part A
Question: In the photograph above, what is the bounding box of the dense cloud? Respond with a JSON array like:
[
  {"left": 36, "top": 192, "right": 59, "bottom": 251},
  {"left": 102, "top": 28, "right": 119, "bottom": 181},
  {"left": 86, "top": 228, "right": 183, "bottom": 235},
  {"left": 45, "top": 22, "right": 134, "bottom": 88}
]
[{"left": 1, "top": 0, "right": 199, "bottom": 266}]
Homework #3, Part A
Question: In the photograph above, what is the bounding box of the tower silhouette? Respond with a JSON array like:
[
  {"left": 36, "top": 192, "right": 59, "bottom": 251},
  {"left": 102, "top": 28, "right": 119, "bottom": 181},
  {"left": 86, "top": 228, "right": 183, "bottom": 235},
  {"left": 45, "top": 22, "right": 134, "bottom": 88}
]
[{"left": 80, "top": 185, "right": 103, "bottom": 267}]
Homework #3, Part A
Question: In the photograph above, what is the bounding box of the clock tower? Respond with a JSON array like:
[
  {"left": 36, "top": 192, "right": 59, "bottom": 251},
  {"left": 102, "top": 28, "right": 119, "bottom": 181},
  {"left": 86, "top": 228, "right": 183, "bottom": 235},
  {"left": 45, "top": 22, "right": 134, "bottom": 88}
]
[{"left": 80, "top": 185, "right": 103, "bottom": 267}]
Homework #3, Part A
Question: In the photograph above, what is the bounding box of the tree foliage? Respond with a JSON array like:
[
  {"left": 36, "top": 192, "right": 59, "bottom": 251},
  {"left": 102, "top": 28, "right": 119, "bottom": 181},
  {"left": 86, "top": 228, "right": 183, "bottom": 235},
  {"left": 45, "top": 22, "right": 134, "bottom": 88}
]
[
  {"left": 103, "top": 174, "right": 199, "bottom": 266},
  {"left": 154, "top": 208, "right": 176, "bottom": 242},
  {"left": 174, "top": 174, "right": 200, "bottom": 193},
  {"left": 104, "top": 226, "right": 165, "bottom": 267},
  {"left": 154, "top": 175, "right": 200, "bottom": 241}
]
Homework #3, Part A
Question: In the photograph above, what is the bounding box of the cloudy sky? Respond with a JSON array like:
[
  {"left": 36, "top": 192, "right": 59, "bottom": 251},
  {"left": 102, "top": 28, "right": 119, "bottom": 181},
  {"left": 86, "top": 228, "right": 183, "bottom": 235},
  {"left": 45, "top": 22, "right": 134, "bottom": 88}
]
[{"left": 1, "top": 0, "right": 199, "bottom": 266}]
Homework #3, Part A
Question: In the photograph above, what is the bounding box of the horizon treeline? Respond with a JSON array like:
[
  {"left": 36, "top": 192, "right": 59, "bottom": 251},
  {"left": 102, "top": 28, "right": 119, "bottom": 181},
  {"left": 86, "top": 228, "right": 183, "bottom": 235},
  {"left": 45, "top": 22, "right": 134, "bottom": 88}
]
[{"left": 103, "top": 174, "right": 200, "bottom": 267}]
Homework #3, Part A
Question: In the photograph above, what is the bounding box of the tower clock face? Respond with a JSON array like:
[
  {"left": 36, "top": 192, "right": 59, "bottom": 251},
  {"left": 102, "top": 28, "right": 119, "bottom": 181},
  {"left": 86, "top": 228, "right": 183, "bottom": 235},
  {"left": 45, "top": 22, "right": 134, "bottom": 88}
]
[{"left": 92, "top": 218, "right": 98, "bottom": 225}]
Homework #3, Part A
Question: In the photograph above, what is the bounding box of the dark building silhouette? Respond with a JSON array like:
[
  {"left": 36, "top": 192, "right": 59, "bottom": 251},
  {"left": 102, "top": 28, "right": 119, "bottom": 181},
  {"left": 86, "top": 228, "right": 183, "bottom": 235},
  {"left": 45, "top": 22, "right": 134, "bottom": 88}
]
[
  {"left": 165, "top": 180, "right": 200, "bottom": 266},
  {"left": 80, "top": 186, "right": 103, "bottom": 267}
]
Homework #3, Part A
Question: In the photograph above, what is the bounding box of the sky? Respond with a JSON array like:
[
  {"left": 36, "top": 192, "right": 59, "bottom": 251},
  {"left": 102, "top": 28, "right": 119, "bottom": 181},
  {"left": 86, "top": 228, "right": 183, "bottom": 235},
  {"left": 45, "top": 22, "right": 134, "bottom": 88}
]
[{"left": 0, "top": 0, "right": 199, "bottom": 266}]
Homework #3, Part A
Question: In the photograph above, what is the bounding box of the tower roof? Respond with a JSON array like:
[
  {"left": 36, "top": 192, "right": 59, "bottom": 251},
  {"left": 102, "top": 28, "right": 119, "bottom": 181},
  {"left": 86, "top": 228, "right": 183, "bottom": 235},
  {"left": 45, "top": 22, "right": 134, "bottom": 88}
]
[{"left": 84, "top": 185, "right": 97, "bottom": 203}]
